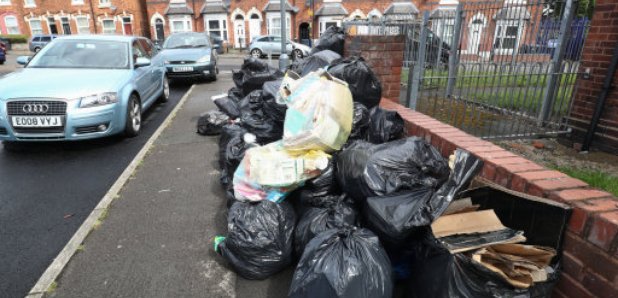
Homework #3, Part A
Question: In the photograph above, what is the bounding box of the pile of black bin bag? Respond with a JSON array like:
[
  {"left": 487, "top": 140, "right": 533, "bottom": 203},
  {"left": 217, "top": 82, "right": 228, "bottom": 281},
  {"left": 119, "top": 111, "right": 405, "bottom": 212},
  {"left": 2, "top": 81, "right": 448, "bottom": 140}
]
[{"left": 197, "top": 26, "right": 550, "bottom": 298}]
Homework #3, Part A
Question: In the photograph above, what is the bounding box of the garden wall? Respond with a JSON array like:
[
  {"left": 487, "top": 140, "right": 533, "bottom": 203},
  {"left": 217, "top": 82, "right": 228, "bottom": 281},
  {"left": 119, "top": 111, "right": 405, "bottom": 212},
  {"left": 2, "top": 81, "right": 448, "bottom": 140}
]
[{"left": 343, "top": 33, "right": 618, "bottom": 298}]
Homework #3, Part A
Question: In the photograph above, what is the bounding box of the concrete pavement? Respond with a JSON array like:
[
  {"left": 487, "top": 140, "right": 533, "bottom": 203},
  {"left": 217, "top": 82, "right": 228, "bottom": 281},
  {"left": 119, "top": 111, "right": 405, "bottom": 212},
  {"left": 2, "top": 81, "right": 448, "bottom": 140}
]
[{"left": 46, "top": 75, "right": 238, "bottom": 297}]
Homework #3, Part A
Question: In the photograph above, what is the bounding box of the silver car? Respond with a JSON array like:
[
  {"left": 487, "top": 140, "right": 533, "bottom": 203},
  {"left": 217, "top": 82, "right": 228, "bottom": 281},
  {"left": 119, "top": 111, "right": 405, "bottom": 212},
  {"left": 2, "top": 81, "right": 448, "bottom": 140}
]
[
  {"left": 29, "top": 34, "right": 58, "bottom": 53},
  {"left": 248, "top": 36, "right": 311, "bottom": 59}
]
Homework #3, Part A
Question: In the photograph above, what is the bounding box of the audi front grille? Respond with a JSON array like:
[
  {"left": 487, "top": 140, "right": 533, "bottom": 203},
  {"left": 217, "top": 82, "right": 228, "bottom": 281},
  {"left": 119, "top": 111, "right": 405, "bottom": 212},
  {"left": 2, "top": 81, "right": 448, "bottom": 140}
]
[{"left": 7, "top": 100, "right": 67, "bottom": 134}]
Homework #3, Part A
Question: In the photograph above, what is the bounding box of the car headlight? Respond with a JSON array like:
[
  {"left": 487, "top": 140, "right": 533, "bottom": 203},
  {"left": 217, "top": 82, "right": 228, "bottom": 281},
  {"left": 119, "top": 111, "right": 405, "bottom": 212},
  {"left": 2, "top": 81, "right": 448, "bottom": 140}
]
[
  {"left": 79, "top": 93, "right": 118, "bottom": 108},
  {"left": 164, "top": 60, "right": 170, "bottom": 65},
  {"left": 196, "top": 55, "right": 211, "bottom": 63}
]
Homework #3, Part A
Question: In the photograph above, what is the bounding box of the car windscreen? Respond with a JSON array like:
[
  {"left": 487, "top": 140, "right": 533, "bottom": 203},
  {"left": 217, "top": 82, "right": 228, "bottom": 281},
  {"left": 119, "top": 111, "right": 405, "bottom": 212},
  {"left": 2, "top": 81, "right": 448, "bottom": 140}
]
[
  {"left": 163, "top": 34, "right": 211, "bottom": 49},
  {"left": 27, "top": 40, "right": 130, "bottom": 69}
]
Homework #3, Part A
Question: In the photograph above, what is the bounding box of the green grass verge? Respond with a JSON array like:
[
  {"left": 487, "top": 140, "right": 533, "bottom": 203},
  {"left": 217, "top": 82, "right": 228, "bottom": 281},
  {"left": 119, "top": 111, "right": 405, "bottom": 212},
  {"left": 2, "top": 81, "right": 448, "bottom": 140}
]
[{"left": 552, "top": 166, "right": 618, "bottom": 197}]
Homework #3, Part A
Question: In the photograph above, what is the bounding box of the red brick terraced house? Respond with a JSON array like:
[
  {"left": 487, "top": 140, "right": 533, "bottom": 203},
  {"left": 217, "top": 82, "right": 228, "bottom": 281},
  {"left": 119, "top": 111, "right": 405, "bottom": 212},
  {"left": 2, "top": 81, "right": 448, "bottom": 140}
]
[{"left": 0, "top": 0, "right": 150, "bottom": 37}]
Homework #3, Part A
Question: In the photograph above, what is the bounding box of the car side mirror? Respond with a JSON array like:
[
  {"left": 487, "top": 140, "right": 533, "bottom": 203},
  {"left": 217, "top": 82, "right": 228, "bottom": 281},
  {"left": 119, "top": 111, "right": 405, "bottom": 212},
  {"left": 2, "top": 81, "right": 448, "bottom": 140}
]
[
  {"left": 155, "top": 45, "right": 162, "bottom": 51},
  {"left": 16, "top": 56, "right": 31, "bottom": 65},
  {"left": 135, "top": 57, "right": 151, "bottom": 68},
  {"left": 213, "top": 44, "right": 221, "bottom": 49}
]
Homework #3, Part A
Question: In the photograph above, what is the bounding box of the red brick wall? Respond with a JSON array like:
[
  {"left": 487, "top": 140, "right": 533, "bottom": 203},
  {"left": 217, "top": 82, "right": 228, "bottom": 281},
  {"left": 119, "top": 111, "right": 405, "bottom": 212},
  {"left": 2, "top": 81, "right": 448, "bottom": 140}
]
[
  {"left": 568, "top": 0, "right": 618, "bottom": 153},
  {"left": 344, "top": 35, "right": 404, "bottom": 100},
  {"left": 378, "top": 98, "right": 618, "bottom": 297},
  {"left": 2, "top": 0, "right": 148, "bottom": 37}
]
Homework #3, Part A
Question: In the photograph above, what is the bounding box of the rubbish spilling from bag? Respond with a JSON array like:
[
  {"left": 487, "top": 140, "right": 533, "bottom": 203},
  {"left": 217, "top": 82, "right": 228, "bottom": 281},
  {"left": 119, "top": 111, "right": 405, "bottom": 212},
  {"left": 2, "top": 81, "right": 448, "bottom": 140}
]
[
  {"left": 197, "top": 110, "right": 229, "bottom": 136},
  {"left": 208, "top": 29, "right": 570, "bottom": 297}
]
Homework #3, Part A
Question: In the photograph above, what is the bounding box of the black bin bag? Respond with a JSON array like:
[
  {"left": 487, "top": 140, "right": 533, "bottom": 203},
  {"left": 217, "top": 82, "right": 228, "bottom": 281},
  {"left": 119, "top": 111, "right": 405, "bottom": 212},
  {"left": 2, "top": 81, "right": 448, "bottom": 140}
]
[
  {"left": 217, "top": 200, "right": 296, "bottom": 280},
  {"left": 233, "top": 57, "right": 284, "bottom": 95},
  {"left": 310, "top": 26, "right": 345, "bottom": 56},
  {"left": 336, "top": 137, "right": 451, "bottom": 202},
  {"left": 328, "top": 56, "right": 382, "bottom": 109},
  {"left": 348, "top": 102, "right": 370, "bottom": 141},
  {"left": 219, "top": 124, "right": 252, "bottom": 204},
  {"left": 288, "top": 227, "right": 393, "bottom": 298},
  {"left": 294, "top": 199, "right": 358, "bottom": 256},
  {"left": 238, "top": 90, "right": 284, "bottom": 144},
  {"left": 261, "top": 79, "right": 287, "bottom": 124},
  {"left": 214, "top": 94, "right": 241, "bottom": 119},
  {"left": 404, "top": 227, "right": 558, "bottom": 298},
  {"left": 367, "top": 106, "right": 404, "bottom": 143},
  {"left": 363, "top": 149, "right": 484, "bottom": 246},
  {"left": 197, "top": 110, "right": 229, "bottom": 136},
  {"left": 289, "top": 50, "right": 342, "bottom": 77}
]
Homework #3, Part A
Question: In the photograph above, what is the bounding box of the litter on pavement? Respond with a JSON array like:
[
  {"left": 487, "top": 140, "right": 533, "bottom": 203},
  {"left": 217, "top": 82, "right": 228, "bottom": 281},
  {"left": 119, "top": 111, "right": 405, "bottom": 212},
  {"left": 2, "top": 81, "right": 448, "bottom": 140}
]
[{"left": 197, "top": 26, "right": 571, "bottom": 298}]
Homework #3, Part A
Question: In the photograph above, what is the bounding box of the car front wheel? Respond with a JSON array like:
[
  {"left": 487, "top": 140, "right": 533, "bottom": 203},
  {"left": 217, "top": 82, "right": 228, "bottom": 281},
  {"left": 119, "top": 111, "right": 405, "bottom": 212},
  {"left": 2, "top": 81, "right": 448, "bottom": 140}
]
[
  {"left": 250, "top": 48, "right": 262, "bottom": 58},
  {"left": 159, "top": 75, "right": 170, "bottom": 103},
  {"left": 293, "top": 49, "right": 303, "bottom": 60},
  {"left": 124, "top": 94, "right": 141, "bottom": 137}
]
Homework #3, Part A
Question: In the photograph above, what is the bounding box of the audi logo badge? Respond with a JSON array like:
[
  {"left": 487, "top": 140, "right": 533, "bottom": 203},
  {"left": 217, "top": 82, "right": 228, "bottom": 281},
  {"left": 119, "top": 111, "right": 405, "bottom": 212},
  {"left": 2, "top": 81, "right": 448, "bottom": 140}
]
[{"left": 22, "top": 103, "right": 49, "bottom": 114}]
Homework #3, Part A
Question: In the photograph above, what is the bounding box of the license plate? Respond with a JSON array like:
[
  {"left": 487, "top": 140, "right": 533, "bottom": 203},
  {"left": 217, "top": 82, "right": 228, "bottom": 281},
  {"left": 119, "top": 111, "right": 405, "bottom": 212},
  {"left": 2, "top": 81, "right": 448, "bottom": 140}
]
[
  {"left": 173, "top": 66, "right": 193, "bottom": 72},
  {"left": 12, "top": 116, "right": 62, "bottom": 127}
]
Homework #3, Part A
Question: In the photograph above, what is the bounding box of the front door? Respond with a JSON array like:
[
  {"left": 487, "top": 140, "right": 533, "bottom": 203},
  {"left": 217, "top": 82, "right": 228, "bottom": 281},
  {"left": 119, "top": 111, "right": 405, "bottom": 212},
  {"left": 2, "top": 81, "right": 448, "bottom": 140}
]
[
  {"left": 61, "top": 17, "right": 71, "bottom": 35},
  {"left": 123, "top": 17, "right": 133, "bottom": 35},
  {"left": 468, "top": 24, "right": 483, "bottom": 54},
  {"left": 249, "top": 19, "right": 260, "bottom": 42},
  {"left": 48, "top": 17, "right": 58, "bottom": 34},
  {"left": 234, "top": 20, "right": 245, "bottom": 48},
  {"left": 155, "top": 20, "right": 165, "bottom": 42}
]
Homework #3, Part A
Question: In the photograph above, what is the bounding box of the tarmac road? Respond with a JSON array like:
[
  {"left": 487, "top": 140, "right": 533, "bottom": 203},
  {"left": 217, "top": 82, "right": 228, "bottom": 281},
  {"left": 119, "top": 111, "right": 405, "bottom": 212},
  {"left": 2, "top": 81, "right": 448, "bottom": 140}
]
[{"left": 0, "top": 54, "right": 256, "bottom": 298}]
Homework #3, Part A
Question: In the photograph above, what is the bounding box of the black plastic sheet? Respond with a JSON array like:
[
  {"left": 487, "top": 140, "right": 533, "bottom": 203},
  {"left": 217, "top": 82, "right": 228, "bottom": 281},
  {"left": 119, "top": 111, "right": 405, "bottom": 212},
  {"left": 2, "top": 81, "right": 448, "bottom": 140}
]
[
  {"left": 328, "top": 56, "right": 382, "bottom": 108},
  {"left": 310, "top": 26, "right": 345, "bottom": 56},
  {"left": 362, "top": 149, "right": 484, "bottom": 246},
  {"left": 294, "top": 200, "right": 358, "bottom": 256},
  {"left": 197, "top": 110, "right": 229, "bottom": 136},
  {"left": 336, "top": 137, "right": 450, "bottom": 201},
  {"left": 289, "top": 50, "right": 342, "bottom": 77},
  {"left": 218, "top": 200, "right": 296, "bottom": 280},
  {"left": 367, "top": 107, "right": 404, "bottom": 144},
  {"left": 404, "top": 228, "right": 558, "bottom": 298},
  {"left": 288, "top": 227, "right": 393, "bottom": 298}
]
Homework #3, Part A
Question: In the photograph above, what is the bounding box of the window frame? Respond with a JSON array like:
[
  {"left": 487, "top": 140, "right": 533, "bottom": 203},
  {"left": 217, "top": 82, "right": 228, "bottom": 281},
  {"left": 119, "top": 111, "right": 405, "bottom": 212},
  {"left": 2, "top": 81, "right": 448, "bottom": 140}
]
[
  {"left": 72, "top": 0, "right": 84, "bottom": 5},
  {"left": 169, "top": 15, "right": 192, "bottom": 34},
  {"left": 101, "top": 19, "right": 116, "bottom": 34},
  {"left": 4, "top": 15, "right": 20, "bottom": 34},
  {"left": 266, "top": 12, "right": 291, "bottom": 39},
  {"left": 98, "top": 0, "right": 111, "bottom": 8},
  {"left": 318, "top": 16, "right": 341, "bottom": 36},
  {"left": 0, "top": 0, "right": 10, "bottom": 6},
  {"left": 75, "top": 16, "right": 90, "bottom": 34},
  {"left": 204, "top": 14, "right": 228, "bottom": 41},
  {"left": 493, "top": 19, "right": 523, "bottom": 55},
  {"left": 24, "top": 0, "right": 35, "bottom": 8},
  {"left": 29, "top": 19, "right": 43, "bottom": 35}
]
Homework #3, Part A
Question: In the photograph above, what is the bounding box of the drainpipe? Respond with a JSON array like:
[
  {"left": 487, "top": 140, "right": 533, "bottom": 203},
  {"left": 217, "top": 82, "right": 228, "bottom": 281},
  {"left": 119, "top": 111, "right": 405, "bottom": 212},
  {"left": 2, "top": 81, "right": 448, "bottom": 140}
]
[
  {"left": 88, "top": 0, "right": 98, "bottom": 33},
  {"left": 192, "top": 0, "right": 197, "bottom": 32},
  {"left": 581, "top": 39, "right": 618, "bottom": 152}
]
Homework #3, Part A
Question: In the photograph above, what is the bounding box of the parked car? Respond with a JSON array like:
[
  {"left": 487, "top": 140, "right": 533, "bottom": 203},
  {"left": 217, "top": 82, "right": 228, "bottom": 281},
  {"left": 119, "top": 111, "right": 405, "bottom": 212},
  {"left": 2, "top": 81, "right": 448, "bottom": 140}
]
[
  {"left": 248, "top": 35, "right": 311, "bottom": 59},
  {"left": 0, "top": 46, "right": 5, "bottom": 65},
  {"left": 29, "top": 34, "right": 58, "bottom": 52},
  {"left": 159, "top": 32, "right": 219, "bottom": 81},
  {"left": 0, "top": 35, "right": 169, "bottom": 142},
  {"left": 0, "top": 37, "right": 10, "bottom": 51}
]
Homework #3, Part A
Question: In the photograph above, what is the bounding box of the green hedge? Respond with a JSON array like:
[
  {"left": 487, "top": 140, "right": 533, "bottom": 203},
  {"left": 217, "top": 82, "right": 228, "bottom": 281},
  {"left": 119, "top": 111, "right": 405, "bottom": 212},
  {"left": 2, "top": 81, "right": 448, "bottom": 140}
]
[{"left": 0, "top": 34, "right": 29, "bottom": 44}]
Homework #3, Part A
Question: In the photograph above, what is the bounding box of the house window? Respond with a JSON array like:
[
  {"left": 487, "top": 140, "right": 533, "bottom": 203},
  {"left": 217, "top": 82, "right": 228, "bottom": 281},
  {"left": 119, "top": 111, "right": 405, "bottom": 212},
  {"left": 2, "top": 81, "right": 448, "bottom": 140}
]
[
  {"left": 267, "top": 13, "right": 290, "bottom": 39},
  {"left": 24, "top": 0, "right": 35, "bottom": 7},
  {"left": 170, "top": 16, "right": 192, "bottom": 33},
  {"left": 318, "top": 16, "right": 341, "bottom": 36},
  {"left": 29, "top": 19, "right": 43, "bottom": 35},
  {"left": 205, "top": 16, "right": 227, "bottom": 41},
  {"left": 102, "top": 19, "right": 115, "bottom": 34},
  {"left": 494, "top": 21, "right": 522, "bottom": 53},
  {"left": 5, "top": 16, "right": 19, "bottom": 34},
  {"left": 72, "top": 0, "right": 84, "bottom": 4},
  {"left": 99, "top": 0, "right": 110, "bottom": 7},
  {"left": 0, "top": 0, "right": 10, "bottom": 6},
  {"left": 76, "top": 16, "right": 89, "bottom": 33}
]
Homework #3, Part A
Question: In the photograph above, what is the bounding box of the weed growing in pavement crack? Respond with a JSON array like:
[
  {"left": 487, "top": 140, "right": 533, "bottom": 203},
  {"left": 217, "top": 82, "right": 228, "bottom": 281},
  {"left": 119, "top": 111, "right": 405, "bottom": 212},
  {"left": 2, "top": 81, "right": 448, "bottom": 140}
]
[
  {"left": 47, "top": 281, "right": 58, "bottom": 293},
  {"left": 77, "top": 244, "right": 85, "bottom": 252}
]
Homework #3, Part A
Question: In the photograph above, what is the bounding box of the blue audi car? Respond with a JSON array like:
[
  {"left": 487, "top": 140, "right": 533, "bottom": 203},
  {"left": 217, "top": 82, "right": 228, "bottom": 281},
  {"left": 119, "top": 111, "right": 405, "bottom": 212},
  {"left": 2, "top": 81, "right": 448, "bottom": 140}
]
[{"left": 0, "top": 35, "right": 169, "bottom": 142}]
